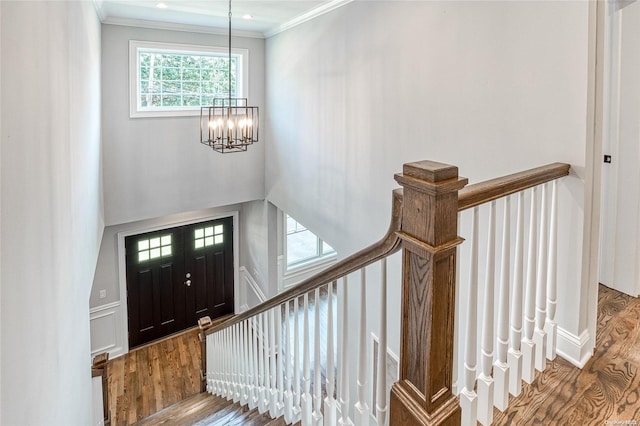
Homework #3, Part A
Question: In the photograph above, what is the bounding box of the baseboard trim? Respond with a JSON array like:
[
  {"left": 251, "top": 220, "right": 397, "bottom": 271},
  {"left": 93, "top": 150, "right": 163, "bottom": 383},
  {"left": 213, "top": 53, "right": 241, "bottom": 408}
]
[{"left": 556, "top": 327, "right": 593, "bottom": 368}]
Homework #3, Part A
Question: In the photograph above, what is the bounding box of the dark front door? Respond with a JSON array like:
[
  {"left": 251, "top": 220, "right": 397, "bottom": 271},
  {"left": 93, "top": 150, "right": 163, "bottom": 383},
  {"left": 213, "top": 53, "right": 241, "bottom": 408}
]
[
  {"left": 126, "top": 217, "right": 234, "bottom": 349},
  {"left": 184, "top": 217, "right": 235, "bottom": 324}
]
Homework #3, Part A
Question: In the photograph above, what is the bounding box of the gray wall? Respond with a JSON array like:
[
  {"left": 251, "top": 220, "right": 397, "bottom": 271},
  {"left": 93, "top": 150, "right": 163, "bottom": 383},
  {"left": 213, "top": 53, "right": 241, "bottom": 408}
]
[
  {"left": 265, "top": 0, "right": 591, "bottom": 369},
  {"left": 101, "top": 24, "right": 266, "bottom": 226},
  {"left": 1, "top": 1, "right": 103, "bottom": 424}
]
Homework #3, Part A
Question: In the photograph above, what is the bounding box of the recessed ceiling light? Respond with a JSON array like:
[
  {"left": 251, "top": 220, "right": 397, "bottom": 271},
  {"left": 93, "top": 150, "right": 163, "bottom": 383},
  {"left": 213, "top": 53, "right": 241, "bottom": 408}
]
[
  {"left": 243, "top": 14, "right": 253, "bottom": 20},
  {"left": 156, "top": 2, "right": 168, "bottom": 9}
]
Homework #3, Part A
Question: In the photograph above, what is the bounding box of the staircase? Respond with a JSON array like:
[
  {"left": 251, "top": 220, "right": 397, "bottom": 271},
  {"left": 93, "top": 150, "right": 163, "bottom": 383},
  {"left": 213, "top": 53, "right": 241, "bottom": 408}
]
[
  {"left": 196, "top": 159, "right": 571, "bottom": 426},
  {"left": 134, "top": 392, "right": 292, "bottom": 426}
]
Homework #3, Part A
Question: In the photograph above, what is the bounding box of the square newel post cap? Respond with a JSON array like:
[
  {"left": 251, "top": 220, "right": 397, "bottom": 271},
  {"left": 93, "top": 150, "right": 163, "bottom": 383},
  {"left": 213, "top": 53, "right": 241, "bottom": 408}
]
[{"left": 395, "top": 160, "right": 468, "bottom": 193}]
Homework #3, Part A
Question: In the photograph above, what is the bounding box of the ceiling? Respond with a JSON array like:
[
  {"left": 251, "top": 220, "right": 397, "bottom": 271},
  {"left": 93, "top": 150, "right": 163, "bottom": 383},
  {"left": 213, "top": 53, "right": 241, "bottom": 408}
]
[{"left": 95, "top": 0, "right": 347, "bottom": 38}]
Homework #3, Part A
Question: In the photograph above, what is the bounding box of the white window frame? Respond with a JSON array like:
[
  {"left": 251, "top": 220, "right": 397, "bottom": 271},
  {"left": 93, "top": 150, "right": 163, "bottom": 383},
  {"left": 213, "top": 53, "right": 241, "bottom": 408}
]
[
  {"left": 129, "top": 40, "right": 249, "bottom": 118},
  {"left": 278, "top": 211, "right": 337, "bottom": 292}
]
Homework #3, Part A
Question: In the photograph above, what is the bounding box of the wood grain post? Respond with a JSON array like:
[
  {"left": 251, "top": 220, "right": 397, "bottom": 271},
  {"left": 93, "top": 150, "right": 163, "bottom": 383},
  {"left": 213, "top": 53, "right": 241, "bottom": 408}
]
[
  {"left": 198, "top": 316, "right": 213, "bottom": 393},
  {"left": 92, "top": 352, "right": 110, "bottom": 426},
  {"left": 391, "top": 160, "right": 467, "bottom": 426}
]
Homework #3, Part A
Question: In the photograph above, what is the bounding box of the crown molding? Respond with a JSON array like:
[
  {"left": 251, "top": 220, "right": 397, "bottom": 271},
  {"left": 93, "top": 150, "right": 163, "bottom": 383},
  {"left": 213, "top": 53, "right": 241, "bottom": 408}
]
[
  {"left": 264, "top": 0, "right": 354, "bottom": 38},
  {"left": 101, "top": 16, "right": 265, "bottom": 39},
  {"left": 92, "top": 0, "right": 106, "bottom": 22}
]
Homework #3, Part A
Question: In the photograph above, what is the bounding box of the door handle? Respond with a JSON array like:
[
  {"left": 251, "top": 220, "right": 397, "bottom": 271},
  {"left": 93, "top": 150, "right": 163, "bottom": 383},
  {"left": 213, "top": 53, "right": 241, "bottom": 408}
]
[{"left": 185, "top": 279, "right": 191, "bottom": 287}]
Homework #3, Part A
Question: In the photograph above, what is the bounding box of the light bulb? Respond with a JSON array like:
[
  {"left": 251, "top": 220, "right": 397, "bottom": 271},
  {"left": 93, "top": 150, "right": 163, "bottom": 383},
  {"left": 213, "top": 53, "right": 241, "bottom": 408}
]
[
  {"left": 228, "top": 120, "right": 234, "bottom": 130},
  {"left": 239, "top": 119, "right": 246, "bottom": 129},
  {"left": 209, "top": 120, "right": 217, "bottom": 129},
  {"left": 246, "top": 118, "right": 253, "bottom": 127}
]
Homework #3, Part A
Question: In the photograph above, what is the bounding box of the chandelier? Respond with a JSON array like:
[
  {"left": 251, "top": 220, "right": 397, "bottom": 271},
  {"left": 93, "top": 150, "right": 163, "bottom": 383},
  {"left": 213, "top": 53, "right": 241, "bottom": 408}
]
[{"left": 200, "top": 0, "right": 259, "bottom": 153}]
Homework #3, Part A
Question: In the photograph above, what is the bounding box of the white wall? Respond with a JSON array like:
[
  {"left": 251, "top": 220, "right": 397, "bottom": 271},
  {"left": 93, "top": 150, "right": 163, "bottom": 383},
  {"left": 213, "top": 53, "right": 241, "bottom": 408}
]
[
  {"left": 266, "top": 0, "right": 591, "bottom": 367},
  {"left": 101, "top": 24, "right": 266, "bottom": 226},
  {"left": 1, "top": 2, "right": 103, "bottom": 424}
]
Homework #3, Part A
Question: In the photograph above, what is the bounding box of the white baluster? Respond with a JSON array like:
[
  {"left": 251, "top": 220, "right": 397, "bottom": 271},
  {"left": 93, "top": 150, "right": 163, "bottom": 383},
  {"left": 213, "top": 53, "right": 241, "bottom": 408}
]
[
  {"left": 293, "top": 297, "right": 302, "bottom": 420},
  {"left": 460, "top": 207, "right": 479, "bottom": 426},
  {"left": 478, "top": 201, "right": 496, "bottom": 426},
  {"left": 276, "top": 306, "right": 285, "bottom": 415},
  {"left": 215, "top": 332, "right": 221, "bottom": 395},
  {"left": 534, "top": 184, "right": 548, "bottom": 372},
  {"left": 355, "top": 268, "right": 370, "bottom": 426},
  {"left": 313, "top": 288, "right": 324, "bottom": 425},
  {"left": 338, "top": 276, "right": 353, "bottom": 426},
  {"left": 325, "top": 281, "right": 338, "bottom": 426},
  {"left": 545, "top": 180, "right": 558, "bottom": 360},
  {"left": 223, "top": 328, "right": 230, "bottom": 399},
  {"left": 233, "top": 323, "right": 240, "bottom": 403},
  {"left": 376, "top": 260, "right": 388, "bottom": 426},
  {"left": 243, "top": 320, "right": 252, "bottom": 406},
  {"left": 208, "top": 333, "right": 216, "bottom": 394},
  {"left": 301, "top": 293, "right": 312, "bottom": 425},
  {"left": 239, "top": 322, "right": 247, "bottom": 405},
  {"left": 269, "top": 308, "right": 279, "bottom": 416},
  {"left": 508, "top": 192, "right": 525, "bottom": 396},
  {"left": 284, "top": 301, "right": 294, "bottom": 423},
  {"left": 258, "top": 313, "right": 267, "bottom": 412},
  {"left": 522, "top": 187, "right": 538, "bottom": 384},
  {"left": 494, "top": 198, "right": 511, "bottom": 411},
  {"left": 227, "top": 327, "right": 235, "bottom": 401},
  {"left": 251, "top": 317, "right": 260, "bottom": 409},
  {"left": 263, "top": 311, "right": 272, "bottom": 412}
]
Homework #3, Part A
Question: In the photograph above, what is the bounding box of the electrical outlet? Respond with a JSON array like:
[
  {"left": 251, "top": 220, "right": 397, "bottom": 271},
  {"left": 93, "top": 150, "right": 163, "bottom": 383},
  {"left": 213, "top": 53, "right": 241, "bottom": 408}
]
[{"left": 99, "top": 289, "right": 107, "bottom": 299}]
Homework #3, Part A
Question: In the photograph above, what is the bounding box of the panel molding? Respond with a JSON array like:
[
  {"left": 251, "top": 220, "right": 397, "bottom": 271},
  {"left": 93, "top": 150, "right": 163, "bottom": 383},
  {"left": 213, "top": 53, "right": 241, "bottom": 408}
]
[{"left": 90, "top": 301, "right": 126, "bottom": 358}]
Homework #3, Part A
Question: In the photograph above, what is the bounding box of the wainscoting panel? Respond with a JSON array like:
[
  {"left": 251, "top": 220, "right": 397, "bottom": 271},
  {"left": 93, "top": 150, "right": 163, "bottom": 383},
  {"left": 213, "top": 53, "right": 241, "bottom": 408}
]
[{"left": 90, "top": 301, "right": 126, "bottom": 358}]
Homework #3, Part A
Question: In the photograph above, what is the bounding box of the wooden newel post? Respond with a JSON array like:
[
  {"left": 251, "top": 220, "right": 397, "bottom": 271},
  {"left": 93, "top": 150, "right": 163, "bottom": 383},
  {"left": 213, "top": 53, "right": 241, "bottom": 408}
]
[{"left": 390, "top": 160, "right": 467, "bottom": 425}]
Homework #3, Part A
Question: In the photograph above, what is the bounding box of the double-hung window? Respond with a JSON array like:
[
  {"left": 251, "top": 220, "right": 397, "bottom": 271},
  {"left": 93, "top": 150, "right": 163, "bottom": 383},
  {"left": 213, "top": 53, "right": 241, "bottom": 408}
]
[
  {"left": 129, "top": 40, "right": 248, "bottom": 118},
  {"left": 286, "top": 215, "right": 336, "bottom": 270}
]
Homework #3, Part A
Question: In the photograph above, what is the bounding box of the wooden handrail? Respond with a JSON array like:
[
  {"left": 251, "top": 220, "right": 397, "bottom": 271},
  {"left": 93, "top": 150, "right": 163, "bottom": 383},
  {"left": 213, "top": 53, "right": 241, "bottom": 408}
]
[
  {"left": 205, "top": 188, "right": 404, "bottom": 336},
  {"left": 458, "top": 162, "right": 570, "bottom": 211}
]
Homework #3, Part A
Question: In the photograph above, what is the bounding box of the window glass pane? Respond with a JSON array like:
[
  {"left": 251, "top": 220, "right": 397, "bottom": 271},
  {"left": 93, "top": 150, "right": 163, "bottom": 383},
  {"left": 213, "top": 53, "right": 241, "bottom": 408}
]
[
  {"left": 205, "top": 226, "right": 214, "bottom": 237},
  {"left": 161, "top": 235, "right": 171, "bottom": 246},
  {"left": 161, "top": 246, "right": 172, "bottom": 257},
  {"left": 287, "top": 229, "right": 319, "bottom": 265},
  {"left": 149, "top": 248, "right": 161, "bottom": 259},
  {"left": 214, "top": 235, "right": 223, "bottom": 245},
  {"left": 214, "top": 225, "right": 223, "bottom": 235},
  {"left": 149, "top": 237, "right": 160, "bottom": 248},
  {"left": 195, "top": 229, "right": 204, "bottom": 239},
  {"left": 138, "top": 240, "right": 149, "bottom": 251},
  {"left": 195, "top": 239, "right": 204, "bottom": 249},
  {"left": 205, "top": 236, "right": 214, "bottom": 246},
  {"left": 139, "top": 251, "right": 149, "bottom": 262},
  {"left": 135, "top": 43, "right": 241, "bottom": 114}
]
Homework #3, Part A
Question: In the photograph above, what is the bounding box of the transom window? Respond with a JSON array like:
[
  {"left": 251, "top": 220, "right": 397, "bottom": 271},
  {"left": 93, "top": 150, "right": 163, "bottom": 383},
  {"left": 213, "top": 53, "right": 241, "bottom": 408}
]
[
  {"left": 129, "top": 40, "right": 248, "bottom": 118},
  {"left": 194, "top": 225, "right": 224, "bottom": 249},
  {"left": 137, "top": 234, "right": 172, "bottom": 262},
  {"left": 286, "top": 215, "right": 335, "bottom": 269}
]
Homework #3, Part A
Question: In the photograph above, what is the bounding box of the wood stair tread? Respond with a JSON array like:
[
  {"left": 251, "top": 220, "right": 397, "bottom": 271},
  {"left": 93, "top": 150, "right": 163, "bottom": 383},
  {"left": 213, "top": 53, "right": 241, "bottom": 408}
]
[{"left": 133, "top": 392, "right": 294, "bottom": 426}]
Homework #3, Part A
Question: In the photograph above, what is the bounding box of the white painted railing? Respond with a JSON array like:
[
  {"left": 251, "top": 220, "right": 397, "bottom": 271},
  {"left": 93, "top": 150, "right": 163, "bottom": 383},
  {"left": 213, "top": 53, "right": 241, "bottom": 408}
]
[
  {"left": 205, "top": 260, "right": 395, "bottom": 426},
  {"left": 200, "top": 162, "right": 569, "bottom": 426},
  {"left": 456, "top": 179, "right": 562, "bottom": 426}
]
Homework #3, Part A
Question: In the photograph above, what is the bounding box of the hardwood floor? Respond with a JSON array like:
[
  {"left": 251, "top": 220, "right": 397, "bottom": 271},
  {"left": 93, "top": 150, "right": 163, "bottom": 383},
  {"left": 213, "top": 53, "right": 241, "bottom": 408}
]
[
  {"left": 494, "top": 284, "right": 640, "bottom": 425},
  {"left": 109, "top": 284, "right": 640, "bottom": 425},
  {"left": 108, "top": 328, "right": 202, "bottom": 425}
]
